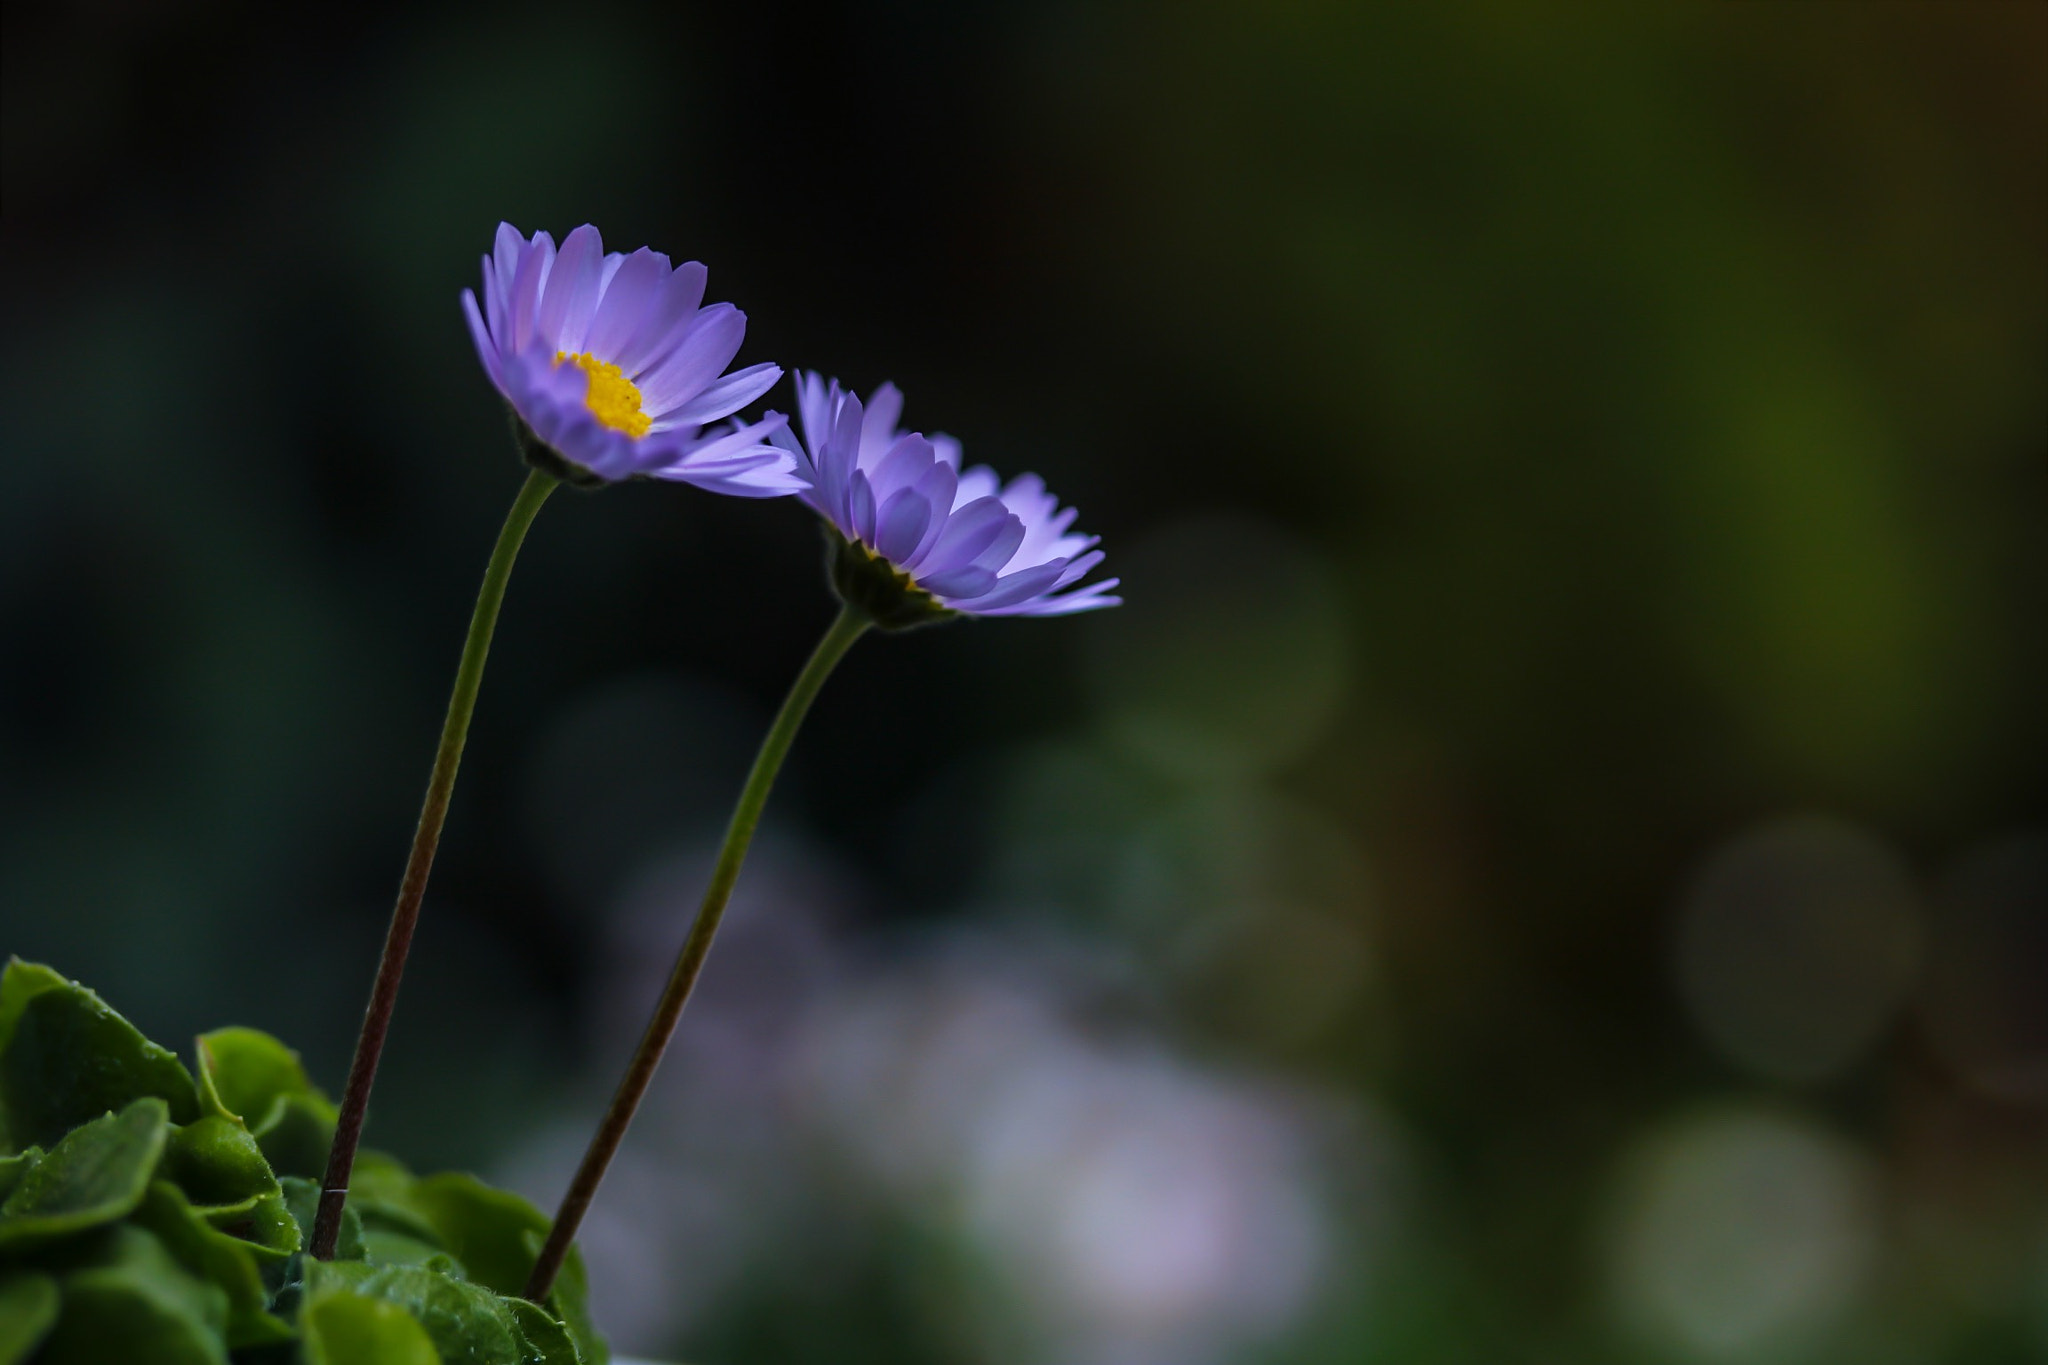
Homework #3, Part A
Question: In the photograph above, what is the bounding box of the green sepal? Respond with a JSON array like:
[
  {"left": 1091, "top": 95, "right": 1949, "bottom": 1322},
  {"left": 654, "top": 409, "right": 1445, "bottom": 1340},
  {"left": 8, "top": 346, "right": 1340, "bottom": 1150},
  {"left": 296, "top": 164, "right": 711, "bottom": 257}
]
[
  {"left": 300, "top": 1286, "right": 444, "bottom": 1365},
  {"left": 510, "top": 411, "right": 606, "bottom": 489},
  {"left": 32, "top": 1223, "right": 229, "bottom": 1365},
  {"left": 0, "top": 959, "right": 199, "bottom": 1151},
  {"left": 0, "top": 1097, "right": 169, "bottom": 1252},
  {"left": 505, "top": 1297, "right": 584, "bottom": 1365},
  {"left": 130, "top": 1179, "right": 295, "bottom": 1348},
  {"left": 304, "top": 1258, "right": 526, "bottom": 1365},
  {"left": 0, "top": 1272, "right": 59, "bottom": 1365},
  {"left": 828, "top": 533, "right": 959, "bottom": 631}
]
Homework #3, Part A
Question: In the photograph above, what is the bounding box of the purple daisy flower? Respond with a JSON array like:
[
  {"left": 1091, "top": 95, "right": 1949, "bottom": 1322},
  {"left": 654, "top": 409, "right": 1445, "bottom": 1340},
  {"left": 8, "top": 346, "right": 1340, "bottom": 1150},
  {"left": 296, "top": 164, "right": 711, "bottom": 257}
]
[
  {"left": 762, "top": 373, "right": 1120, "bottom": 627},
  {"left": 462, "top": 223, "right": 801, "bottom": 494}
]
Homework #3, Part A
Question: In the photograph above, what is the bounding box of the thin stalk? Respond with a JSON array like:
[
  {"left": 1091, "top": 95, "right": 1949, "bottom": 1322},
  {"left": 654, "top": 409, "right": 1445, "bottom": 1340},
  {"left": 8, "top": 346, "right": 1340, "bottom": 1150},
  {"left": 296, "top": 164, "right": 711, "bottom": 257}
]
[
  {"left": 524, "top": 601, "right": 871, "bottom": 1300},
  {"left": 311, "top": 467, "right": 558, "bottom": 1260}
]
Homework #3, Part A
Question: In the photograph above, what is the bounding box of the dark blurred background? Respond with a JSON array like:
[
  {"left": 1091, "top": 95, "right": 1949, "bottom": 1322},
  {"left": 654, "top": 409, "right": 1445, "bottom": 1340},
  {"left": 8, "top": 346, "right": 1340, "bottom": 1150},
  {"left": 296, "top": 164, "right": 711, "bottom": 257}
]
[{"left": 3, "top": 2, "right": 2044, "bottom": 1362}]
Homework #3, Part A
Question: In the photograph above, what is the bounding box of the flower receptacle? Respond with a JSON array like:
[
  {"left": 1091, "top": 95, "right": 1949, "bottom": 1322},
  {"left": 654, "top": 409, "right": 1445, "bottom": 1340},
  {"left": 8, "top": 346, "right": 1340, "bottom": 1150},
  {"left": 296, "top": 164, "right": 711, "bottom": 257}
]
[
  {"left": 510, "top": 410, "right": 606, "bottom": 489},
  {"left": 828, "top": 532, "right": 959, "bottom": 631}
]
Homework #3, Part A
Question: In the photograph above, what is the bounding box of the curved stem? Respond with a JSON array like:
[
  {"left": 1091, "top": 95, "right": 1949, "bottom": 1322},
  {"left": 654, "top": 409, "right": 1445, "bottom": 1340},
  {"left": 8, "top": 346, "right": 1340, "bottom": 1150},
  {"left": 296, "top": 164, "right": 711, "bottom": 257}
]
[
  {"left": 311, "top": 467, "right": 558, "bottom": 1260},
  {"left": 524, "top": 601, "right": 871, "bottom": 1300}
]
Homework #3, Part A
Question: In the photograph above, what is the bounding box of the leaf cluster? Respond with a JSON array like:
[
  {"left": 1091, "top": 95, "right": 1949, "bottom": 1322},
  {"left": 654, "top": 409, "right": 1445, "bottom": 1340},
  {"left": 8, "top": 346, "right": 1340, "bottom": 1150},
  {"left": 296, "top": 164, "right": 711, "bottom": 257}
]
[{"left": 0, "top": 960, "right": 606, "bottom": 1365}]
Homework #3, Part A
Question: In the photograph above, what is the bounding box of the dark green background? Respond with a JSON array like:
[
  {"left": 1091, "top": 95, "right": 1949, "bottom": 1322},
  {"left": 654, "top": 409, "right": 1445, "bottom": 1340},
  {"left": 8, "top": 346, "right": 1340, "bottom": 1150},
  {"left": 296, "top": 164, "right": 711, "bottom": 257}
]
[{"left": 2, "top": 2, "right": 2042, "bottom": 1361}]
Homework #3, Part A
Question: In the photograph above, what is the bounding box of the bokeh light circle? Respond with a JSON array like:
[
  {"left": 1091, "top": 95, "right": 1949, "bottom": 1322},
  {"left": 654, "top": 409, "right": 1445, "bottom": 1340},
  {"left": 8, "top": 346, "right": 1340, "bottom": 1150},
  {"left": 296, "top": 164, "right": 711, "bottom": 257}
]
[
  {"left": 1674, "top": 814, "right": 1920, "bottom": 1083},
  {"left": 1605, "top": 1107, "right": 1878, "bottom": 1360}
]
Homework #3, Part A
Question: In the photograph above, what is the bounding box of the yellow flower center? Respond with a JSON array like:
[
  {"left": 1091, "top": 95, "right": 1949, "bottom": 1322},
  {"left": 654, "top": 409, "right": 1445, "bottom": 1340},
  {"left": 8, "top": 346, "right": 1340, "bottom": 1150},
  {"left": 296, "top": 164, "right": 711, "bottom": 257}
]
[{"left": 555, "top": 351, "right": 651, "bottom": 438}]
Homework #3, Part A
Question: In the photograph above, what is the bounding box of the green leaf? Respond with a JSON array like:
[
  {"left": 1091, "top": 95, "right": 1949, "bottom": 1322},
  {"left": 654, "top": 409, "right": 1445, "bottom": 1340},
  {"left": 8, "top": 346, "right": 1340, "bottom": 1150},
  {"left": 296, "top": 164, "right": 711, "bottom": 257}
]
[
  {"left": 0, "top": 1097, "right": 169, "bottom": 1252},
  {"left": 130, "top": 1180, "right": 294, "bottom": 1349},
  {"left": 164, "top": 1114, "right": 275, "bottom": 1207},
  {"left": 194, "top": 1027, "right": 321, "bottom": 1122},
  {"left": 363, "top": 1225, "right": 451, "bottom": 1267},
  {"left": 350, "top": 1147, "right": 422, "bottom": 1202},
  {"left": 505, "top": 1298, "right": 583, "bottom": 1365},
  {"left": 392, "top": 1172, "right": 606, "bottom": 1363},
  {"left": 306, "top": 1259, "right": 527, "bottom": 1365},
  {"left": 197, "top": 1186, "right": 300, "bottom": 1256},
  {"left": 155, "top": 1112, "right": 301, "bottom": 1257},
  {"left": 193, "top": 1027, "right": 341, "bottom": 1180},
  {"left": 281, "top": 1174, "right": 365, "bottom": 1263},
  {"left": 522, "top": 1230, "right": 606, "bottom": 1365},
  {"left": 402, "top": 1172, "right": 548, "bottom": 1296},
  {"left": 336, "top": 1150, "right": 463, "bottom": 1265},
  {"left": 0, "top": 1272, "right": 59, "bottom": 1365},
  {"left": 0, "top": 959, "right": 199, "bottom": 1150},
  {"left": 301, "top": 1288, "right": 444, "bottom": 1365},
  {"left": 34, "top": 1224, "right": 229, "bottom": 1365},
  {"left": 0, "top": 1146, "right": 40, "bottom": 1204},
  {"left": 251, "top": 1091, "right": 340, "bottom": 1179}
]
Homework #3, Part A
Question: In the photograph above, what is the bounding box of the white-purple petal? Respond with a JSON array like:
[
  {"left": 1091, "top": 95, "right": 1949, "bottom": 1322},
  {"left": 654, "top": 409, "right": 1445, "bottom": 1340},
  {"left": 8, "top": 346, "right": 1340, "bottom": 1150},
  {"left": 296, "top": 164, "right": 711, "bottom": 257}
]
[
  {"left": 507, "top": 230, "right": 556, "bottom": 353},
  {"left": 465, "top": 224, "right": 792, "bottom": 495},
  {"left": 849, "top": 470, "right": 878, "bottom": 545},
  {"left": 462, "top": 290, "right": 505, "bottom": 392},
  {"left": 638, "top": 303, "right": 746, "bottom": 414},
  {"left": 969, "top": 514, "right": 1027, "bottom": 574},
  {"left": 653, "top": 361, "right": 783, "bottom": 430},
  {"left": 538, "top": 223, "right": 605, "bottom": 353},
  {"left": 953, "top": 464, "right": 1001, "bottom": 508},
  {"left": 616, "top": 259, "right": 705, "bottom": 376},
  {"left": 771, "top": 372, "right": 1116, "bottom": 618},
  {"left": 858, "top": 382, "right": 905, "bottom": 465},
  {"left": 867, "top": 433, "right": 935, "bottom": 505},
  {"left": 950, "top": 560, "right": 1068, "bottom": 612},
  {"left": 583, "top": 248, "right": 667, "bottom": 360},
  {"left": 918, "top": 497, "right": 1014, "bottom": 576},
  {"left": 904, "top": 462, "right": 960, "bottom": 565},
  {"left": 921, "top": 564, "right": 1000, "bottom": 600},
  {"left": 872, "top": 487, "right": 933, "bottom": 564}
]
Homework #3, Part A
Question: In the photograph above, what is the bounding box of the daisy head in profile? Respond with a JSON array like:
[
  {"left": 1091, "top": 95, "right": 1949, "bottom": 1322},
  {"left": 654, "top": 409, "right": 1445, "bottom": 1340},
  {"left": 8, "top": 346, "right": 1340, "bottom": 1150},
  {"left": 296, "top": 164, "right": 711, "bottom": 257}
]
[
  {"left": 463, "top": 223, "right": 801, "bottom": 496},
  {"left": 766, "top": 373, "right": 1119, "bottom": 629}
]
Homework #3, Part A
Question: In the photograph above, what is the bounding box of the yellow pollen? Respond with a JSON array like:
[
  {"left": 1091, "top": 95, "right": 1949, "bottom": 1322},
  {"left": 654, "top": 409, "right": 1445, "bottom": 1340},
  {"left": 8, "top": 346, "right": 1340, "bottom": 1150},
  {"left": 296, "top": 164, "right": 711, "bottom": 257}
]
[{"left": 555, "top": 351, "right": 651, "bottom": 438}]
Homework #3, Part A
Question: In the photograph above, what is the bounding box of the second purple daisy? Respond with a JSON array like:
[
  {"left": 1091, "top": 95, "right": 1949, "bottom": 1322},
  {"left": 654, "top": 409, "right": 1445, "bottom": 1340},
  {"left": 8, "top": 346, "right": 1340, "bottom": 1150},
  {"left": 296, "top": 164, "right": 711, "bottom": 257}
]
[{"left": 775, "top": 372, "right": 1120, "bottom": 627}]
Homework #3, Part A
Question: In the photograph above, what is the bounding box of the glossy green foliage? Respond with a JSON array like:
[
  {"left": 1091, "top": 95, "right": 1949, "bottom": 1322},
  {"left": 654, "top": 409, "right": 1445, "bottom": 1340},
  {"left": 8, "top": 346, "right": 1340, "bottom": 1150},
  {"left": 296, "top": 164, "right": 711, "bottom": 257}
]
[
  {"left": 0, "top": 1099, "right": 169, "bottom": 1251},
  {"left": 32, "top": 1223, "right": 230, "bottom": 1365},
  {"left": 198, "top": 1027, "right": 342, "bottom": 1181},
  {"left": 135, "top": 1181, "right": 297, "bottom": 1348},
  {"left": 0, "top": 959, "right": 199, "bottom": 1150},
  {"left": 300, "top": 1286, "right": 443, "bottom": 1365},
  {"left": 306, "top": 1260, "right": 528, "bottom": 1364},
  {"left": 0, "top": 961, "right": 609, "bottom": 1365}
]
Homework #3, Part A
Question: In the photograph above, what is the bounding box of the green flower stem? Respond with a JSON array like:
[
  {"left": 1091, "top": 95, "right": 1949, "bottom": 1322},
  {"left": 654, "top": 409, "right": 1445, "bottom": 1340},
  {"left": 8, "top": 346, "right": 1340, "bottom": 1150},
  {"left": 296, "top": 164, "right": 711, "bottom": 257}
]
[
  {"left": 524, "top": 601, "right": 872, "bottom": 1300},
  {"left": 311, "top": 467, "right": 558, "bottom": 1261}
]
